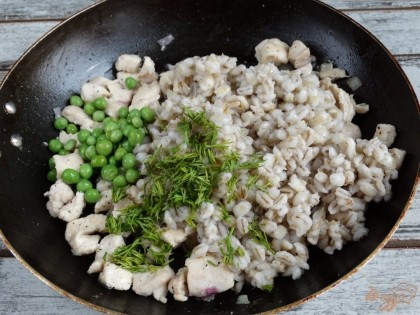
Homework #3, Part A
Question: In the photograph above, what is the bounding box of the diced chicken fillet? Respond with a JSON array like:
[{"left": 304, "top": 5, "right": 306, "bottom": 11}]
[
  {"left": 58, "top": 130, "right": 78, "bottom": 144},
  {"left": 319, "top": 68, "right": 347, "bottom": 80},
  {"left": 88, "top": 235, "right": 125, "bottom": 274},
  {"left": 331, "top": 86, "right": 356, "bottom": 123},
  {"left": 138, "top": 56, "right": 158, "bottom": 83},
  {"left": 389, "top": 148, "right": 406, "bottom": 170},
  {"left": 115, "top": 54, "right": 142, "bottom": 73},
  {"left": 129, "top": 81, "right": 160, "bottom": 110},
  {"left": 96, "top": 179, "right": 112, "bottom": 192},
  {"left": 99, "top": 262, "right": 133, "bottom": 290},
  {"left": 132, "top": 266, "right": 175, "bottom": 303},
  {"left": 168, "top": 267, "right": 188, "bottom": 302},
  {"left": 53, "top": 152, "right": 84, "bottom": 178},
  {"left": 45, "top": 179, "right": 75, "bottom": 219},
  {"left": 255, "top": 38, "right": 289, "bottom": 65},
  {"left": 65, "top": 214, "right": 107, "bottom": 256},
  {"left": 89, "top": 76, "right": 112, "bottom": 87},
  {"left": 161, "top": 229, "right": 187, "bottom": 247},
  {"left": 374, "top": 124, "right": 397, "bottom": 147},
  {"left": 112, "top": 198, "right": 134, "bottom": 218},
  {"left": 94, "top": 189, "right": 113, "bottom": 213},
  {"left": 288, "top": 40, "right": 311, "bottom": 68},
  {"left": 56, "top": 192, "right": 86, "bottom": 222},
  {"left": 185, "top": 257, "right": 235, "bottom": 298},
  {"left": 104, "top": 80, "right": 133, "bottom": 118},
  {"left": 61, "top": 105, "right": 99, "bottom": 131},
  {"left": 80, "top": 83, "right": 111, "bottom": 102},
  {"left": 126, "top": 185, "right": 143, "bottom": 204},
  {"left": 343, "top": 123, "right": 362, "bottom": 139}
]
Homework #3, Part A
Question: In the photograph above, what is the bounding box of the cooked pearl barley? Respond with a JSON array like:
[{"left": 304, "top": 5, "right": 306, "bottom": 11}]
[{"left": 233, "top": 201, "right": 252, "bottom": 217}]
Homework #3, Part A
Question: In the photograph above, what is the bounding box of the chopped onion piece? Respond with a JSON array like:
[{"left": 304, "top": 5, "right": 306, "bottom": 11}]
[
  {"left": 53, "top": 107, "right": 63, "bottom": 118},
  {"left": 320, "top": 62, "right": 333, "bottom": 71},
  {"left": 157, "top": 34, "right": 175, "bottom": 51},
  {"left": 236, "top": 294, "right": 250, "bottom": 304},
  {"left": 347, "top": 76, "right": 362, "bottom": 91}
]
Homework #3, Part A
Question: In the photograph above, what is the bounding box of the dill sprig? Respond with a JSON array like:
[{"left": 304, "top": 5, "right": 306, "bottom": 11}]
[
  {"left": 112, "top": 186, "right": 127, "bottom": 203},
  {"left": 249, "top": 220, "right": 275, "bottom": 254},
  {"left": 220, "top": 228, "right": 245, "bottom": 266},
  {"left": 218, "top": 202, "right": 232, "bottom": 224},
  {"left": 246, "top": 175, "right": 272, "bottom": 192},
  {"left": 263, "top": 284, "right": 274, "bottom": 292}
]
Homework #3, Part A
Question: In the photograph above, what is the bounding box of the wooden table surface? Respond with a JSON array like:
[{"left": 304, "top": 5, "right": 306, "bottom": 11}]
[{"left": 1, "top": 1, "right": 419, "bottom": 314}]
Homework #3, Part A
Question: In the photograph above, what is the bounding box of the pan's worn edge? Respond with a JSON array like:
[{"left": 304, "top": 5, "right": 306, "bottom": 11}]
[{"left": 1, "top": 0, "right": 419, "bottom": 314}]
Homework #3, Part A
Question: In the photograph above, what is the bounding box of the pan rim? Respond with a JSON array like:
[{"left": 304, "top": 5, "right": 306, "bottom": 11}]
[{"left": 0, "top": 0, "right": 419, "bottom": 314}]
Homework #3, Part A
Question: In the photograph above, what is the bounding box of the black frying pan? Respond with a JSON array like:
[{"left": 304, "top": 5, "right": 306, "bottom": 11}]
[{"left": 0, "top": 0, "right": 419, "bottom": 314}]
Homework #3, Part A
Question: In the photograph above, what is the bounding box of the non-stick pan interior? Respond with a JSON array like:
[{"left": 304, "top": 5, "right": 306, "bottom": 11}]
[{"left": 0, "top": 0, "right": 419, "bottom": 314}]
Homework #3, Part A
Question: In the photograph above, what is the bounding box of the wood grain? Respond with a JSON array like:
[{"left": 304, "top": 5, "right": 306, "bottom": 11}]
[
  {"left": 0, "top": 248, "right": 419, "bottom": 314},
  {"left": 0, "top": 0, "right": 98, "bottom": 21},
  {"left": 1, "top": 0, "right": 420, "bottom": 22}
]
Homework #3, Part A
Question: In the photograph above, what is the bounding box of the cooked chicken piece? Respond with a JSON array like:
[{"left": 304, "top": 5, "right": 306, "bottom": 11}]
[
  {"left": 330, "top": 86, "right": 355, "bottom": 123},
  {"left": 374, "top": 124, "right": 397, "bottom": 147},
  {"left": 80, "top": 83, "right": 111, "bottom": 102},
  {"left": 65, "top": 214, "right": 107, "bottom": 256},
  {"left": 94, "top": 189, "right": 113, "bottom": 213},
  {"left": 44, "top": 179, "right": 86, "bottom": 222},
  {"left": 319, "top": 68, "right": 347, "bottom": 80},
  {"left": 58, "top": 130, "right": 78, "bottom": 144},
  {"left": 255, "top": 38, "right": 289, "bottom": 65},
  {"left": 185, "top": 257, "right": 234, "bottom": 298},
  {"left": 96, "top": 179, "right": 112, "bottom": 192},
  {"left": 343, "top": 123, "right": 362, "bottom": 139},
  {"left": 126, "top": 185, "right": 143, "bottom": 204},
  {"left": 168, "top": 267, "right": 188, "bottom": 302},
  {"left": 288, "top": 40, "right": 311, "bottom": 68},
  {"left": 53, "top": 152, "right": 83, "bottom": 178},
  {"left": 132, "top": 266, "right": 175, "bottom": 303},
  {"left": 138, "top": 56, "right": 158, "bottom": 83},
  {"left": 129, "top": 81, "right": 160, "bottom": 110},
  {"left": 61, "top": 105, "right": 99, "bottom": 131},
  {"left": 389, "top": 148, "right": 406, "bottom": 170},
  {"left": 116, "top": 71, "right": 134, "bottom": 87},
  {"left": 88, "top": 235, "right": 125, "bottom": 274},
  {"left": 99, "top": 262, "right": 133, "bottom": 290},
  {"left": 161, "top": 229, "right": 187, "bottom": 247},
  {"left": 89, "top": 76, "right": 112, "bottom": 87},
  {"left": 115, "top": 54, "right": 142, "bottom": 73},
  {"left": 104, "top": 80, "right": 133, "bottom": 118}
]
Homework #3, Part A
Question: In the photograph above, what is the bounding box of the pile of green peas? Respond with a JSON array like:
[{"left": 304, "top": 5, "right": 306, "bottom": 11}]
[{"left": 47, "top": 92, "right": 156, "bottom": 204}]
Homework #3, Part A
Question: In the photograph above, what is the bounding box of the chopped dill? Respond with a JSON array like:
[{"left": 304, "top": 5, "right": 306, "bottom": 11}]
[
  {"left": 263, "top": 284, "right": 274, "bottom": 292},
  {"left": 207, "top": 259, "right": 218, "bottom": 267},
  {"left": 112, "top": 186, "right": 127, "bottom": 203},
  {"left": 218, "top": 202, "right": 232, "bottom": 224},
  {"left": 249, "top": 220, "right": 275, "bottom": 254},
  {"left": 246, "top": 175, "right": 272, "bottom": 192},
  {"left": 220, "top": 228, "right": 244, "bottom": 266}
]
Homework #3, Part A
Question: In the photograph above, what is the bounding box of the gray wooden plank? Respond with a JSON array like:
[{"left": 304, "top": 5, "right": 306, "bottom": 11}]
[
  {"left": 1, "top": 1, "right": 420, "bottom": 21},
  {"left": 0, "top": 248, "right": 419, "bottom": 314},
  {"left": 323, "top": 0, "right": 420, "bottom": 10},
  {"left": 0, "top": 0, "right": 99, "bottom": 21},
  {"left": 1, "top": 9, "right": 420, "bottom": 69}
]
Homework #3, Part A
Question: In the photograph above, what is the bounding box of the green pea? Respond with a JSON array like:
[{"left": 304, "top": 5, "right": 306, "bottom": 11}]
[
  {"left": 63, "top": 139, "right": 76, "bottom": 152},
  {"left": 66, "top": 124, "right": 78, "bottom": 134},
  {"left": 117, "top": 118, "right": 128, "bottom": 129},
  {"left": 128, "top": 129, "right": 145, "bottom": 147},
  {"left": 86, "top": 135, "right": 96, "bottom": 146},
  {"left": 90, "top": 155, "right": 107, "bottom": 168},
  {"left": 54, "top": 117, "right": 68, "bottom": 130},
  {"left": 121, "top": 140, "right": 134, "bottom": 153},
  {"left": 92, "top": 128, "right": 104, "bottom": 138},
  {"left": 97, "top": 134, "right": 108, "bottom": 142},
  {"left": 114, "top": 148, "right": 127, "bottom": 161},
  {"left": 122, "top": 153, "right": 137, "bottom": 169},
  {"left": 113, "top": 175, "right": 127, "bottom": 188},
  {"left": 131, "top": 116, "right": 143, "bottom": 128},
  {"left": 96, "top": 139, "right": 113, "bottom": 156},
  {"left": 79, "top": 143, "right": 88, "bottom": 159},
  {"left": 80, "top": 163, "right": 93, "bottom": 179},
  {"left": 102, "top": 117, "right": 113, "bottom": 126},
  {"left": 94, "top": 97, "right": 107, "bottom": 110},
  {"left": 47, "top": 169, "right": 57, "bottom": 182},
  {"left": 85, "top": 145, "right": 97, "bottom": 160},
  {"left": 140, "top": 107, "right": 156, "bottom": 123},
  {"left": 101, "top": 165, "right": 119, "bottom": 181},
  {"left": 58, "top": 149, "right": 69, "bottom": 156},
  {"left": 104, "top": 121, "right": 120, "bottom": 133},
  {"left": 48, "top": 157, "right": 55, "bottom": 169},
  {"left": 123, "top": 125, "right": 135, "bottom": 137},
  {"left": 128, "top": 109, "right": 141, "bottom": 118},
  {"left": 77, "top": 130, "right": 91, "bottom": 143},
  {"left": 93, "top": 110, "right": 105, "bottom": 122},
  {"left": 125, "top": 77, "right": 138, "bottom": 90},
  {"left": 118, "top": 107, "right": 129, "bottom": 119},
  {"left": 61, "top": 168, "right": 80, "bottom": 185},
  {"left": 70, "top": 95, "right": 84, "bottom": 107},
  {"left": 48, "top": 139, "right": 62, "bottom": 153},
  {"left": 108, "top": 129, "right": 123, "bottom": 143},
  {"left": 108, "top": 156, "right": 118, "bottom": 166},
  {"left": 125, "top": 168, "right": 140, "bottom": 184},
  {"left": 77, "top": 179, "right": 93, "bottom": 192},
  {"left": 84, "top": 102, "right": 95, "bottom": 116},
  {"left": 84, "top": 189, "right": 100, "bottom": 204}
]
